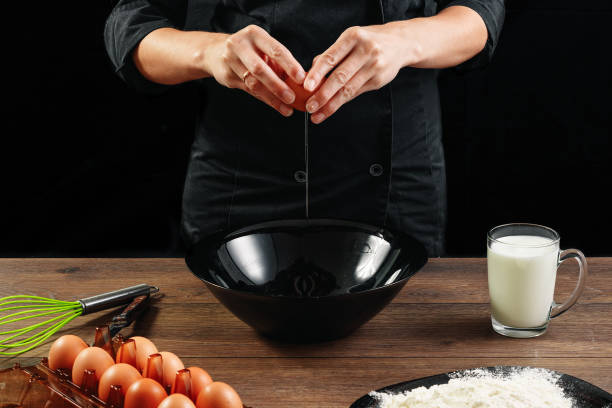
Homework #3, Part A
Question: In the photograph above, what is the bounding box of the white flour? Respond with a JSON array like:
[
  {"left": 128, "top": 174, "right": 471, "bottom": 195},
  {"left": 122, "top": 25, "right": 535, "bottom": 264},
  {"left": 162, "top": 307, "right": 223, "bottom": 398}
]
[{"left": 369, "top": 367, "right": 574, "bottom": 408}]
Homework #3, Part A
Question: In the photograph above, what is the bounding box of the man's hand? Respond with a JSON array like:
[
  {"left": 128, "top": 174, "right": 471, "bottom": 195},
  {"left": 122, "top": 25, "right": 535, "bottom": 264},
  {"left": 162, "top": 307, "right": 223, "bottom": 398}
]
[
  {"left": 302, "top": 24, "right": 413, "bottom": 124},
  {"left": 204, "top": 25, "right": 306, "bottom": 117},
  {"left": 302, "top": 6, "right": 488, "bottom": 124}
]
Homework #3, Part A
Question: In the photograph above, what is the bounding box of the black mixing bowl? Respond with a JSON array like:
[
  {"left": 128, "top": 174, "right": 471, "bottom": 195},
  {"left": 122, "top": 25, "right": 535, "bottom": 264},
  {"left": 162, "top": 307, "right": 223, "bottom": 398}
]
[{"left": 185, "top": 219, "right": 427, "bottom": 341}]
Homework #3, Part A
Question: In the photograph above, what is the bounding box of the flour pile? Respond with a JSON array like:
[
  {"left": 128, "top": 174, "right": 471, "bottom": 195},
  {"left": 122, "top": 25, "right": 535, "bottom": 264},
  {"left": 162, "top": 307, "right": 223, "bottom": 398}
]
[{"left": 369, "top": 367, "right": 574, "bottom": 408}]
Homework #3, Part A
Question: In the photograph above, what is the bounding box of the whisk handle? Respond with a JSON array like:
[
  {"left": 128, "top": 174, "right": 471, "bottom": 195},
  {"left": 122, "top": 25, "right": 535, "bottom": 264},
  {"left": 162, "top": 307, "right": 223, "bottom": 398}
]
[{"left": 79, "top": 284, "right": 159, "bottom": 315}]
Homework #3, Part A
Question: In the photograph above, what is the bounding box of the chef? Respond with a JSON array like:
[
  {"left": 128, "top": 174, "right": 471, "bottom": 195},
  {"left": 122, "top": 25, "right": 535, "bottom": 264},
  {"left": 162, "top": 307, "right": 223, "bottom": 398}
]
[{"left": 104, "top": 0, "right": 504, "bottom": 256}]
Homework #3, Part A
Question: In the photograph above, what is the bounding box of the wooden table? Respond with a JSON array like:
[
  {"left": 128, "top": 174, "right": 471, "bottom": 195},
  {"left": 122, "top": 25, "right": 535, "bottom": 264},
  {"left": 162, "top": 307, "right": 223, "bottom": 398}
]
[{"left": 1, "top": 258, "right": 610, "bottom": 406}]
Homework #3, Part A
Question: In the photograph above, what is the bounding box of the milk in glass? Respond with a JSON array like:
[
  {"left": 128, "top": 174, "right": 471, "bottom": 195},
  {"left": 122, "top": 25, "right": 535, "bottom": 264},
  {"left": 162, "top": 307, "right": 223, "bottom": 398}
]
[{"left": 487, "top": 235, "right": 559, "bottom": 328}]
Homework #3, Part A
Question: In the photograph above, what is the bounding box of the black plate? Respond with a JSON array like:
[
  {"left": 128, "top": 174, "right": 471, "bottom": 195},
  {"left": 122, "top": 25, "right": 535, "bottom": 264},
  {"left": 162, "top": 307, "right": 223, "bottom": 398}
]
[
  {"left": 185, "top": 219, "right": 428, "bottom": 341},
  {"left": 351, "top": 366, "right": 612, "bottom": 408}
]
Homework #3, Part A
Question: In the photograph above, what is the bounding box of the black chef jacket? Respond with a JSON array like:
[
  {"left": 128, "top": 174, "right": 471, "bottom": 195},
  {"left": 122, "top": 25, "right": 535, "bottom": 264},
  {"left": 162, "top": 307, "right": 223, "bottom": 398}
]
[{"left": 105, "top": 0, "right": 504, "bottom": 256}]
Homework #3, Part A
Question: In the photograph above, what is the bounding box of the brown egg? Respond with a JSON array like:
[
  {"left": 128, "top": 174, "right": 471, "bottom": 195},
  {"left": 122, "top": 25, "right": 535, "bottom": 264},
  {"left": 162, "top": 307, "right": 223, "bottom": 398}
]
[
  {"left": 124, "top": 378, "right": 168, "bottom": 408},
  {"left": 48, "top": 335, "right": 88, "bottom": 371},
  {"left": 71, "top": 347, "right": 114, "bottom": 387},
  {"left": 196, "top": 382, "right": 243, "bottom": 408},
  {"left": 159, "top": 351, "right": 185, "bottom": 390},
  {"left": 130, "top": 336, "right": 158, "bottom": 372},
  {"left": 187, "top": 367, "right": 213, "bottom": 401},
  {"left": 263, "top": 56, "right": 320, "bottom": 112},
  {"left": 284, "top": 74, "right": 320, "bottom": 112},
  {"left": 97, "top": 363, "right": 142, "bottom": 402},
  {"left": 158, "top": 393, "right": 197, "bottom": 408}
]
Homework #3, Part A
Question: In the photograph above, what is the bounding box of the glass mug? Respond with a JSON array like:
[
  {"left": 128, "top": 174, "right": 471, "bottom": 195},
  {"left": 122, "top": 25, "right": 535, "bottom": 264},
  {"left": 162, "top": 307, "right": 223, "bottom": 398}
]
[{"left": 487, "top": 223, "right": 587, "bottom": 338}]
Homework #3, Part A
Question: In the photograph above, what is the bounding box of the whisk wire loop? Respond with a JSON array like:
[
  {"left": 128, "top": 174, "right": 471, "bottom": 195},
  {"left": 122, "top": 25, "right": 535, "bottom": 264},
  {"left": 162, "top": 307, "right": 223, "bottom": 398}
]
[
  {"left": 0, "top": 312, "right": 81, "bottom": 355},
  {"left": 1, "top": 310, "right": 82, "bottom": 346},
  {"left": 0, "top": 308, "right": 83, "bottom": 337},
  {"left": 0, "top": 295, "right": 82, "bottom": 306},
  {"left": 0, "top": 305, "right": 82, "bottom": 325}
]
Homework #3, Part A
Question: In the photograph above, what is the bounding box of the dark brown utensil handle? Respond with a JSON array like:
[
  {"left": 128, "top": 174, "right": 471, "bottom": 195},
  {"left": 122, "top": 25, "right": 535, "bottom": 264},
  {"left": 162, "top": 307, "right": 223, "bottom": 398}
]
[{"left": 109, "top": 294, "right": 151, "bottom": 336}]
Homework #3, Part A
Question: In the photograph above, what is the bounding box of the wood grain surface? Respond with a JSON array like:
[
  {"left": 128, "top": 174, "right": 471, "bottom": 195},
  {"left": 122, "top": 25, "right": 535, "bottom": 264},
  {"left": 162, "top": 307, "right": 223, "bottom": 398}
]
[{"left": 1, "top": 258, "right": 610, "bottom": 407}]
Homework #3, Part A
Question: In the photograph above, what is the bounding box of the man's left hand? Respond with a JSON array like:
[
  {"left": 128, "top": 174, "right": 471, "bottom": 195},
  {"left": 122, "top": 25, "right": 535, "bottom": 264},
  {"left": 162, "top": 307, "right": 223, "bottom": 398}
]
[{"left": 303, "top": 24, "right": 416, "bottom": 124}]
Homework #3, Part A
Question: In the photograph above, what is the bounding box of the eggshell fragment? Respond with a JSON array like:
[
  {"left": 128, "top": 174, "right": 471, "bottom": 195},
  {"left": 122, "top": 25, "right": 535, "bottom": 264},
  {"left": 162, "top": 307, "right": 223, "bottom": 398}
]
[
  {"left": 187, "top": 366, "right": 213, "bottom": 400},
  {"left": 130, "top": 336, "right": 158, "bottom": 372},
  {"left": 196, "top": 381, "right": 243, "bottom": 408},
  {"left": 158, "top": 393, "right": 197, "bottom": 408},
  {"left": 124, "top": 378, "right": 168, "bottom": 408},
  {"left": 97, "top": 363, "right": 142, "bottom": 402},
  {"left": 159, "top": 351, "right": 185, "bottom": 390},
  {"left": 71, "top": 347, "right": 114, "bottom": 387},
  {"left": 48, "top": 335, "right": 88, "bottom": 371}
]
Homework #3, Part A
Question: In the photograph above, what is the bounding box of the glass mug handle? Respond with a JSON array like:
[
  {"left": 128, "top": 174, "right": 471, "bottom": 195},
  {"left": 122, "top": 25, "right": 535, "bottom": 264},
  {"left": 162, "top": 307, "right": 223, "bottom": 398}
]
[{"left": 550, "top": 249, "right": 588, "bottom": 318}]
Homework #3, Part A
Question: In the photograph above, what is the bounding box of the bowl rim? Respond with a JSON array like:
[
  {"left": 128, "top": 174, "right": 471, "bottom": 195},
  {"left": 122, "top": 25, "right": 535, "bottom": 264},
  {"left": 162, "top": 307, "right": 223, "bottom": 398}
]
[
  {"left": 185, "top": 218, "right": 428, "bottom": 300},
  {"left": 224, "top": 218, "right": 393, "bottom": 241}
]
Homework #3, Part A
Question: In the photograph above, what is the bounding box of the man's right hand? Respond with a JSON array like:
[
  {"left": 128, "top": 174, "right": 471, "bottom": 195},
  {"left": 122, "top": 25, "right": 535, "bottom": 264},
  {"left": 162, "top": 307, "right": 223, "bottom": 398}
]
[{"left": 203, "top": 25, "right": 306, "bottom": 117}]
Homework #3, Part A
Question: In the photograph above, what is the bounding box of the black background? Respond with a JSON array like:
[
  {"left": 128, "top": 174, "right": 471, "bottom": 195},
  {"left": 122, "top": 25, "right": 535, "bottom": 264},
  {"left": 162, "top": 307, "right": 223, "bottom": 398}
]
[{"left": 1, "top": 0, "right": 610, "bottom": 257}]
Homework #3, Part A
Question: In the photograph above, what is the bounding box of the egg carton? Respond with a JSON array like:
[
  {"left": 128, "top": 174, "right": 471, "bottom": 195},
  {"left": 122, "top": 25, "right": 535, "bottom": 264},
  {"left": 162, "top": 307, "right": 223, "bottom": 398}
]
[
  {"left": 1, "top": 325, "right": 126, "bottom": 408},
  {"left": 0, "top": 359, "right": 107, "bottom": 408},
  {"left": 0, "top": 326, "right": 250, "bottom": 408}
]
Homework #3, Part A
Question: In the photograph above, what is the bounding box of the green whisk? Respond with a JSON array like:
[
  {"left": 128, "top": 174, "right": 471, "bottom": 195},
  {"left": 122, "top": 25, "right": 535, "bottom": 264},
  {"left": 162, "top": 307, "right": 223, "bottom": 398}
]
[{"left": 0, "top": 284, "right": 158, "bottom": 356}]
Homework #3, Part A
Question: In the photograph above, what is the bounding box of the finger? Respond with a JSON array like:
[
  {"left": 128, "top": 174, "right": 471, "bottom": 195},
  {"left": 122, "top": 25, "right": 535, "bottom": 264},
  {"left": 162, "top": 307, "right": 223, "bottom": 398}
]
[
  {"left": 227, "top": 54, "right": 258, "bottom": 89},
  {"left": 227, "top": 53, "right": 249, "bottom": 78},
  {"left": 264, "top": 55, "right": 288, "bottom": 81},
  {"left": 231, "top": 76, "right": 294, "bottom": 117},
  {"left": 236, "top": 47, "right": 296, "bottom": 105},
  {"left": 305, "top": 51, "right": 367, "bottom": 113},
  {"left": 303, "top": 28, "right": 358, "bottom": 92},
  {"left": 310, "top": 64, "right": 373, "bottom": 124},
  {"left": 245, "top": 80, "right": 294, "bottom": 117},
  {"left": 226, "top": 57, "right": 293, "bottom": 117},
  {"left": 250, "top": 29, "right": 306, "bottom": 83}
]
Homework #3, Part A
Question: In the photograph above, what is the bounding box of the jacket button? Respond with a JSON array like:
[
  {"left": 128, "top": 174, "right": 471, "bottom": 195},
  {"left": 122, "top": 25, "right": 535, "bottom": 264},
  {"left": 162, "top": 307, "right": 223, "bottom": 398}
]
[
  {"left": 369, "top": 163, "right": 383, "bottom": 177},
  {"left": 294, "top": 170, "right": 307, "bottom": 183}
]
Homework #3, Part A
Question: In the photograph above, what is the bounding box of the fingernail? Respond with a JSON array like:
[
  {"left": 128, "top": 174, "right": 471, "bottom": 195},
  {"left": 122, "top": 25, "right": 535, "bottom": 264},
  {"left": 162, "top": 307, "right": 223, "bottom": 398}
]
[
  {"left": 306, "top": 101, "right": 319, "bottom": 113},
  {"left": 311, "top": 113, "right": 325, "bottom": 123},
  {"left": 280, "top": 105, "right": 293, "bottom": 117},
  {"left": 282, "top": 90, "right": 295, "bottom": 104},
  {"left": 295, "top": 70, "right": 306, "bottom": 83},
  {"left": 305, "top": 79, "right": 316, "bottom": 92}
]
